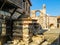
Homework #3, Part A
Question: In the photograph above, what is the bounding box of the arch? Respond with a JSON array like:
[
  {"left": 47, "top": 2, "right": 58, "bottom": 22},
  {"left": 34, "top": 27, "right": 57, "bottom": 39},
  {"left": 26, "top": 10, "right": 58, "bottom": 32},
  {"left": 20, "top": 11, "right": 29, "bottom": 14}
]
[
  {"left": 35, "top": 10, "right": 40, "bottom": 17},
  {"left": 49, "top": 24, "right": 54, "bottom": 29},
  {"left": 50, "top": 24, "right": 54, "bottom": 27}
]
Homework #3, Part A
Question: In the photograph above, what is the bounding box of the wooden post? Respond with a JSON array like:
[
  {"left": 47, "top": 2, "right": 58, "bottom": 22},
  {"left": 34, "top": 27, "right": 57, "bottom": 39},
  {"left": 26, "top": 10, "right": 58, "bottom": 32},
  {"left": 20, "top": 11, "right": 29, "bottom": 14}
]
[{"left": 0, "top": 0, "right": 6, "bottom": 10}]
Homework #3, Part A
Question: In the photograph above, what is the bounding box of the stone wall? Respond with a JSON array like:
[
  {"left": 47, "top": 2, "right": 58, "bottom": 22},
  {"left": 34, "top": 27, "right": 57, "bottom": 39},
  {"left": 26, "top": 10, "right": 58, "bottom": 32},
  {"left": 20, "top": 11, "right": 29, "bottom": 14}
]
[
  {"left": 48, "top": 16, "right": 57, "bottom": 29},
  {"left": 30, "top": 4, "right": 59, "bottom": 29}
]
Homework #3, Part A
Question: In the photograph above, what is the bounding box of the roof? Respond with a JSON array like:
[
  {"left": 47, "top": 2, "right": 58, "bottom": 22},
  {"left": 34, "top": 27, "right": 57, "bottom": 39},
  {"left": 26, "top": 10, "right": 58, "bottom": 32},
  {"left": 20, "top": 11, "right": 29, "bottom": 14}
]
[{"left": 28, "top": 0, "right": 32, "bottom": 6}]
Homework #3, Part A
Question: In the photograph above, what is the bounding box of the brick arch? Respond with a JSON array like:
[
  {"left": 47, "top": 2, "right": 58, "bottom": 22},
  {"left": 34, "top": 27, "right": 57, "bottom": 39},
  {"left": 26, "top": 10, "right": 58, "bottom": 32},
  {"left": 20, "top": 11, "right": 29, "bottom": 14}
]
[
  {"left": 50, "top": 24, "right": 54, "bottom": 27},
  {"left": 35, "top": 10, "right": 40, "bottom": 17},
  {"left": 49, "top": 24, "right": 54, "bottom": 29}
]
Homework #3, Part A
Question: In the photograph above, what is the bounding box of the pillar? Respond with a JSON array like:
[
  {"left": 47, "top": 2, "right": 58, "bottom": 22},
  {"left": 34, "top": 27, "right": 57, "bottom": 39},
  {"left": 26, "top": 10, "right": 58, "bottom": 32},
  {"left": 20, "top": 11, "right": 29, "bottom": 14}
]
[{"left": 23, "top": 25, "right": 29, "bottom": 45}]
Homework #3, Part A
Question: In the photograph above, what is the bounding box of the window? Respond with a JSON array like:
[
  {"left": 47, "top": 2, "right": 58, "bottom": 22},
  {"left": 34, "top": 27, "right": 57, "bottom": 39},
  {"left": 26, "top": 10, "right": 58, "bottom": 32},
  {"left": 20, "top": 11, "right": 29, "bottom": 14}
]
[
  {"left": 28, "top": 6, "right": 30, "bottom": 14},
  {"left": 23, "top": 0, "right": 25, "bottom": 9},
  {"left": 12, "top": 11, "right": 21, "bottom": 19},
  {"left": 26, "top": 2, "right": 28, "bottom": 11},
  {"left": 57, "top": 18, "right": 60, "bottom": 28},
  {"left": 0, "top": 10, "right": 10, "bottom": 17}
]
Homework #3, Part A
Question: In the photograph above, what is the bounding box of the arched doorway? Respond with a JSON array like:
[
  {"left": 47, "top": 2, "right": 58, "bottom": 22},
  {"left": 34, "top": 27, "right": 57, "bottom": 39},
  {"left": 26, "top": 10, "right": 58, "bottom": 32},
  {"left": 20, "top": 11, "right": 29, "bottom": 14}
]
[
  {"left": 57, "top": 17, "right": 60, "bottom": 28},
  {"left": 35, "top": 10, "right": 40, "bottom": 17}
]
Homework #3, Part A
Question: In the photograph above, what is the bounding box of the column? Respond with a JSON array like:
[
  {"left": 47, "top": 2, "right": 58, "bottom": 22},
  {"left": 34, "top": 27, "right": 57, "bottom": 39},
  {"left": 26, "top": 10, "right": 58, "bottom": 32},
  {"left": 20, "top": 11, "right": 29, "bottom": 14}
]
[{"left": 23, "top": 25, "right": 29, "bottom": 45}]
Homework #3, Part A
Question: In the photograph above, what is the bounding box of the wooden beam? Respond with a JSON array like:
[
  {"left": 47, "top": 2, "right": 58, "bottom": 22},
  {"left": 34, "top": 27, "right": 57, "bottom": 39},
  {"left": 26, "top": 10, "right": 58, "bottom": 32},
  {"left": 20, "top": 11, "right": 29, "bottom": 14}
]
[
  {"left": 11, "top": 8, "right": 17, "bottom": 16},
  {"left": 0, "top": 0, "right": 6, "bottom": 10}
]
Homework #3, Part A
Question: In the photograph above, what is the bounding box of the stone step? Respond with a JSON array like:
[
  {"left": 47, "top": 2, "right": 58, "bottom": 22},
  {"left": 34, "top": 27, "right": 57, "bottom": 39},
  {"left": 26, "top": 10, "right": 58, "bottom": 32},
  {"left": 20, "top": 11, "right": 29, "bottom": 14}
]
[{"left": 13, "top": 33, "right": 22, "bottom": 36}]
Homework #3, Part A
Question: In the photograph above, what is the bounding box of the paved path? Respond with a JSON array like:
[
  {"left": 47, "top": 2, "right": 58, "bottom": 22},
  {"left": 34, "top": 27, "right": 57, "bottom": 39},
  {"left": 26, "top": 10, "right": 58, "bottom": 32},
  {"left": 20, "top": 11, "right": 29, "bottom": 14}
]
[
  {"left": 44, "top": 28, "right": 60, "bottom": 34},
  {"left": 43, "top": 28, "right": 60, "bottom": 45}
]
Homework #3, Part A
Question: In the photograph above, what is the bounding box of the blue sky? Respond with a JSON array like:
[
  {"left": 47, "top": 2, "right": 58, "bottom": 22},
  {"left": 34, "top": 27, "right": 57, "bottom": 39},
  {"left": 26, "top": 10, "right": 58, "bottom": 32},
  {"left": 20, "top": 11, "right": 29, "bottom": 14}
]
[{"left": 30, "top": 0, "right": 60, "bottom": 16}]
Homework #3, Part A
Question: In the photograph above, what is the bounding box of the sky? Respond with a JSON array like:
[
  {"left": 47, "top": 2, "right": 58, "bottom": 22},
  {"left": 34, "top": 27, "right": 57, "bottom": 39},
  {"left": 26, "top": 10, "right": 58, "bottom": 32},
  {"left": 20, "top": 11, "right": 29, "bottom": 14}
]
[{"left": 30, "top": 0, "right": 60, "bottom": 16}]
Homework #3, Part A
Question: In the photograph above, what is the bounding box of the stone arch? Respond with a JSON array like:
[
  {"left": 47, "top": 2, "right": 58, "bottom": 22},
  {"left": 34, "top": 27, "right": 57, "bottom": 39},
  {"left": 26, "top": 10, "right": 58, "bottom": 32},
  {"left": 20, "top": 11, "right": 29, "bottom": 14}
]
[
  {"left": 50, "top": 24, "right": 54, "bottom": 27},
  {"left": 49, "top": 24, "right": 54, "bottom": 29},
  {"left": 35, "top": 10, "right": 40, "bottom": 17}
]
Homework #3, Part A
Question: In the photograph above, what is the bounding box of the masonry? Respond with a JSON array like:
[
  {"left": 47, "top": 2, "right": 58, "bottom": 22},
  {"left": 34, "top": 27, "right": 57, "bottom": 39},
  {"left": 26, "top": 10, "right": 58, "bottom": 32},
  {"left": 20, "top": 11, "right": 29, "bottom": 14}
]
[
  {"left": 31, "top": 4, "right": 60, "bottom": 29},
  {"left": 0, "top": 0, "right": 60, "bottom": 45}
]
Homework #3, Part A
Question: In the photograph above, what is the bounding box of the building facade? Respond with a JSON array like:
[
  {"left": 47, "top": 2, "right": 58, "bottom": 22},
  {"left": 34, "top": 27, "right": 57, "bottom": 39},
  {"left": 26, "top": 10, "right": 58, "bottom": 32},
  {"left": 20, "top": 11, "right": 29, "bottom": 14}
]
[
  {"left": 31, "top": 4, "right": 60, "bottom": 29},
  {"left": 0, "top": 0, "right": 32, "bottom": 45}
]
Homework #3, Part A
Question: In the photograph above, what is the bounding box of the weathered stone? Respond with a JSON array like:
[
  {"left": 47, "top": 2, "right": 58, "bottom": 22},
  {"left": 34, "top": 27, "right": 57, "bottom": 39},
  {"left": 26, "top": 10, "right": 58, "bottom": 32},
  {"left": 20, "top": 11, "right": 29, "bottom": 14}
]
[
  {"left": 30, "top": 4, "right": 60, "bottom": 29},
  {"left": 31, "top": 35, "right": 44, "bottom": 45},
  {"left": 41, "top": 41, "right": 49, "bottom": 45}
]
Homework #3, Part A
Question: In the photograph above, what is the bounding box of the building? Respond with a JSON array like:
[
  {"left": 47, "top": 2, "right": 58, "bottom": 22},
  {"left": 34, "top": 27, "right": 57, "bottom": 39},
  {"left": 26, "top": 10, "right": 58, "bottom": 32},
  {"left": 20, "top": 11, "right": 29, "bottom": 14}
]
[
  {"left": 0, "top": 0, "right": 32, "bottom": 45},
  {"left": 30, "top": 4, "right": 60, "bottom": 45},
  {"left": 31, "top": 4, "right": 60, "bottom": 29}
]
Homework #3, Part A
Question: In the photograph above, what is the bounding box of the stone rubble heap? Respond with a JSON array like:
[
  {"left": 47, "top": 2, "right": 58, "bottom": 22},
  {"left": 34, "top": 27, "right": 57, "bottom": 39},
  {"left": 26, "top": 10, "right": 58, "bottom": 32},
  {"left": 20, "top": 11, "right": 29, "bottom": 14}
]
[{"left": 5, "top": 35, "right": 49, "bottom": 45}]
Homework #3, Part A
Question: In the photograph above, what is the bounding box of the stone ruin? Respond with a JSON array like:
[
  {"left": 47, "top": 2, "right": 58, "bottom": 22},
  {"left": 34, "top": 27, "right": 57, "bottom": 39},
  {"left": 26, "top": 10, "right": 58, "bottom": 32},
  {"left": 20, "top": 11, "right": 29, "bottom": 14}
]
[{"left": 3, "top": 17, "right": 49, "bottom": 45}]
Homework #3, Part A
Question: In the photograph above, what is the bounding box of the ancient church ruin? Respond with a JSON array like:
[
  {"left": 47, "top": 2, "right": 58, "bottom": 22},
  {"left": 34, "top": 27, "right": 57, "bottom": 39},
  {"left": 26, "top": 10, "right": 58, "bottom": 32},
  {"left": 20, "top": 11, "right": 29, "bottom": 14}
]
[
  {"left": 31, "top": 4, "right": 60, "bottom": 29},
  {"left": 0, "top": 0, "right": 60, "bottom": 45}
]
